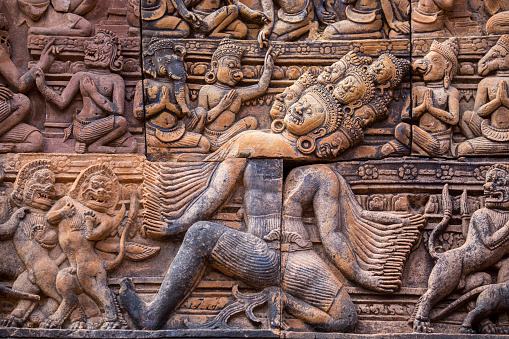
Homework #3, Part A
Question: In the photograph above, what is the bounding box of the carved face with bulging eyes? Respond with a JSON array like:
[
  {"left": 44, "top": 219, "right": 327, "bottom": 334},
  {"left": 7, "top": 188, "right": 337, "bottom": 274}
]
[
  {"left": 369, "top": 55, "right": 395, "bottom": 85},
  {"left": 23, "top": 169, "right": 55, "bottom": 211},
  {"left": 484, "top": 167, "right": 509, "bottom": 209},
  {"left": 284, "top": 93, "right": 325, "bottom": 136},
  {"left": 413, "top": 51, "right": 450, "bottom": 83},
  {"left": 214, "top": 56, "right": 243, "bottom": 87},
  {"left": 317, "top": 61, "right": 345, "bottom": 86},
  {"left": 82, "top": 174, "right": 113, "bottom": 212},
  {"left": 271, "top": 86, "right": 300, "bottom": 118},
  {"left": 333, "top": 75, "right": 367, "bottom": 104},
  {"left": 84, "top": 32, "right": 114, "bottom": 69}
]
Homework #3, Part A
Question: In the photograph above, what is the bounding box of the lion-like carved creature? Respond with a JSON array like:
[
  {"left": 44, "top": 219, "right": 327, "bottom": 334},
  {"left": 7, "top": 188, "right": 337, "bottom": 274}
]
[
  {"left": 42, "top": 164, "right": 132, "bottom": 329},
  {"left": 0, "top": 160, "right": 65, "bottom": 327},
  {"left": 413, "top": 163, "right": 509, "bottom": 333}
]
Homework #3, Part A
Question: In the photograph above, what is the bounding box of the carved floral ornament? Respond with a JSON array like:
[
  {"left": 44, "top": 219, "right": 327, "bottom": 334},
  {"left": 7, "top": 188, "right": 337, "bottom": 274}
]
[{"left": 4, "top": 0, "right": 509, "bottom": 336}]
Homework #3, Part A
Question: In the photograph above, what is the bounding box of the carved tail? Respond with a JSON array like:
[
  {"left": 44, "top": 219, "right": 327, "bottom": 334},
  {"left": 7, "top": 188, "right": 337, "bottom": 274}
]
[
  {"left": 105, "top": 192, "right": 139, "bottom": 272},
  {"left": 428, "top": 184, "right": 452, "bottom": 261},
  {"left": 431, "top": 285, "right": 489, "bottom": 322}
]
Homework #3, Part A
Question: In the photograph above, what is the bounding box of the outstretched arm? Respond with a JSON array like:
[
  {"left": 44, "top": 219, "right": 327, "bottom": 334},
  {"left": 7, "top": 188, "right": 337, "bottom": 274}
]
[
  {"left": 237, "top": 47, "right": 277, "bottom": 101},
  {"left": 36, "top": 71, "right": 81, "bottom": 110},
  {"left": 0, "top": 207, "right": 28, "bottom": 240}
]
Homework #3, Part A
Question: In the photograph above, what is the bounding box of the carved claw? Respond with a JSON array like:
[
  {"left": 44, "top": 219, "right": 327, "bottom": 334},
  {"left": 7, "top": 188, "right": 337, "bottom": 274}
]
[
  {"left": 0, "top": 315, "right": 24, "bottom": 328},
  {"left": 460, "top": 326, "right": 476, "bottom": 334},
  {"left": 68, "top": 321, "right": 87, "bottom": 330},
  {"left": 413, "top": 317, "right": 432, "bottom": 333},
  {"left": 40, "top": 317, "right": 62, "bottom": 329},
  {"left": 100, "top": 320, "right": 121, "bottom": 330}
]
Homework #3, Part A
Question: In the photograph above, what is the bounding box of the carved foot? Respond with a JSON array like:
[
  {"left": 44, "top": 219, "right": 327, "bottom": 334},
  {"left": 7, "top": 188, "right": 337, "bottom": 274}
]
[
  {"left": 74, "top": 142, "right": 87, "bottom": 154},
  {"left": 0, "top": 315, "right": 24, "bottom": 327},
  {"left": 0, "top": 144, "right": 14, "bottom": 153},
  {"left": 144, "top": 221, "right": 183, "bottom": 240},
  {"left": 460, "top": 326, "right": 476, "bottom": 334},
  {"left": 479, "top": 320, "right": 497, "bottom": 334},
  {"left": 68, "top": 321, "right": 87, "bottom": 330},
  {"left": 100, "top": 320, "right": 121, "bottom": 330},
  {"left": 40, "top": 317, "right": 62, "bottom": 329},
  {"left": 118, "top": 278, "right": 152, "bottom": 329},
  {"left": 413, "top": 317, "right": 432, "bottom": 333}
]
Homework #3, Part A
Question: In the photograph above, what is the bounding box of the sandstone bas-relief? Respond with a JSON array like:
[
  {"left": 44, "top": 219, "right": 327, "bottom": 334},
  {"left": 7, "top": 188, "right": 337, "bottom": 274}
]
[{"left": 2, "top": 0, "right": 509, "bottom": 336}]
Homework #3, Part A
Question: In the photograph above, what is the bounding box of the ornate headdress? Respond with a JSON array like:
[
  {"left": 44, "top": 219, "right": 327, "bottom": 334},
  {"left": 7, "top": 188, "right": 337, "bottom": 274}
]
[
  {"left": 293, "top": 71, "right": 317, "bottom": 91},
  {"left": 211, "top": 39, "right": 244, "bottom": 63},
  {"left": 371, "top": 53, "right": 411, "bottom": 88},
  {"left": 144, "top": 37, "right": 186, "bottom": 57},
  {"left": 11, "top": 160, "right": 52, "bottom": 207},
  {"left": 339, "top": 51, "right": 372, "bottom": 69},
  {"left": 91, "top": 29, "right": 124, "bottom": 72},
  {"left": 341, "top": 66, "right": 376, "bottom": 105},
  {"left": 489, "top": 163, "right": 509, "bottom": 175},
  {"left": 430, "top": 38, "right": 459, "bottom": 79},
  {"left": 496, "top": 35, "right": 509, "bottom": 52}
]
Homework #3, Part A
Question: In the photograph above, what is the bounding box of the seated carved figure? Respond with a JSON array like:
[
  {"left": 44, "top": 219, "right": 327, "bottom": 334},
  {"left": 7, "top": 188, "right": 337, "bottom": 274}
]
[
  {"left": 323, "top": 0, "right": 409, "bottom": 40},
  {"left": 0, "top": 17, "right": 58, "bottom": 153},
  {"left": 36, "top": 30, "right": 137, "bottom": 154},
  {"left": 15, "top": 0, "right": 93, "bottom": 36},
  {"left": 119, "top": 160, "right": 423, "bottom": 331},
  {"left": 188, "top": 0, "right": 269, "bottom": 39},
  {"left": 140, "top": 0, "right": 199, "bottom": 38},
  {"left": 199, "top": 39, "right": 276, "bottom": 151},
  {"left": 411, "top": 0, "right": 453, "bottom": 35},
  {"left": 134, "top": 39, "right": 209, "bottom": 153},
  {"left": 256, "top": 0, "right": 331, "bottom": 45},
  {"left": 382, "top": 38, "right": 460, "bottom": 157},
  {"left": 413, "top": 164, "right": 509, "bottom": 333},
  {"left": 458, "top": 35, "right": 509, "bottom": 156}
]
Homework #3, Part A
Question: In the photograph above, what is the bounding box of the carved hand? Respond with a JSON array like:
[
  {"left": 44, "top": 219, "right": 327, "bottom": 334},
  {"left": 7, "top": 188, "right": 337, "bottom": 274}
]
[
  {"left": 161, "top": 86, "right": 171, "bottom": 106},
  {"left": 15, "top": 207, "right": 29, "bottom": 220},
  {"left": 84, "top": 210, "right": 96, "bottom": 223},
  {"left": 184, "top": 12, "right": 203, "bottom": 29},
  {"left": 392, "top": 21, "right": 410, "bottom": 34},
  {"left": 496, "top": 79, "right": 505, "bottom": 105},
  {"left": 35, "top": 69, "right": 46, "bottom": 88},
  {"left": 257, "top": 28, "right": 271, "bottom": 48},
  {"left": 316, "top": 7, "right": 336, "bottom": 24},
  {"left": 219, "top": 89, "right": 238, "bottom": 110},
  {"left": 249, "top": 10, "right": 271, "bottom": 25},
  {"left": 39, "top": 38, "right": 61, "bottom": 70},
  {"left": 424, "top": 88, "right": 433, "bottom": 111},
  {"left": 264, "top": 46, "right": 279, "bottom": 69},
  {"left": 82, "top": 76, "right": 97, "bottom": 94},
  {"left": 62, "top": 202, "right": 76, "bottom": 218},
  {"left": 500, "top": 80, "right": 509, "bottom": 107}
]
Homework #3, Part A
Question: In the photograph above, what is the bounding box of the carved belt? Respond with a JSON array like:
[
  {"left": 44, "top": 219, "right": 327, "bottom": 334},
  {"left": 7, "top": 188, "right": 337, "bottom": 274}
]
[
  {"left": 263, "top": 229, "right": 313, "bottom": 252},
  {"left": 481, "top": 119, "right": 509, "bottom": 142}
]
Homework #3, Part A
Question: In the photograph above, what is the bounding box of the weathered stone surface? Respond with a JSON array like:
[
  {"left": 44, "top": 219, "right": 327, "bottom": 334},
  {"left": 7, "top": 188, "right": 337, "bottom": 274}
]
[{"left": 3, "top": 0, "right": 509, "bottom": 337}]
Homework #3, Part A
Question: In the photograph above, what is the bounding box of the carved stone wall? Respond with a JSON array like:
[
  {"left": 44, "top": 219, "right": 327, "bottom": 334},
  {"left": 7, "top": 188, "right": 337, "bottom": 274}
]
[{"left": 2, "top": 0, "right": 509, "bottom": 337}]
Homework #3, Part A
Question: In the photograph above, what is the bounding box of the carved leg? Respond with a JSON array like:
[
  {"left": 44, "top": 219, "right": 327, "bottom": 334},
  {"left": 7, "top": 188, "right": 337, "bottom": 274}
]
[
  {"left": 0, "top": 94, "right": 30, "bottom": 137},
  {"left": 200, "top": 6, "right": 245, "bottom": 39},
  {"left": 283, "top": 165, "right": 390, "bottom": 292},
  {"left": 1, "top": 271, "right": 40, "bottom": 327},
  {"left": 41, "top": 268, "right": 80, "bottom": 329},
  {"left": 120, "top": 221, "right": 227, "bottom": 329},
  {"left": 413, "top": 255, "right": 463, "bottom": 332},
  {"left": 87, "top": 117, "right": 128, "bottom": 154},
  {"left": 380, "top": 123, "right": 411, "bottom": 156},
  {"left": 143, "top": 17, "right": 191, "bottom": 38}
]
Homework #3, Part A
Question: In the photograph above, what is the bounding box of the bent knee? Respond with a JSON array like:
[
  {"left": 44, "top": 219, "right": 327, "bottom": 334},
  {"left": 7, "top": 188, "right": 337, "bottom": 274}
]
[
  {"left": 25, "top": 131, "right": 44, "bottom": 152},
  {"left": 457, "top": 141, "right": 474, "bottom": 156}
]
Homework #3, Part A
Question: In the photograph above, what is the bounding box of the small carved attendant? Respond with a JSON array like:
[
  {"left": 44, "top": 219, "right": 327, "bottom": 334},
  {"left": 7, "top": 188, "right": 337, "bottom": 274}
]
[
  {"left": 458, "top": 35, "right": 509, "bottom": 156},
  {"left": 134, "top": 39, "right": 210, "bottom": 153},
  {"left": 43, "top": 165, "right": 132, "bottom": 329},
  {"left": 0, "top": 16, "right": 59, "bottom": 153},
  {"left": 411, "top": 0, "right": 453, "bottom": 35},
  {"left": 323, "top": 0, "right": 409, "bottom": 40},
  {"left": 256, "top": 0, "right": 326, "bottom": 45},
  {"left": 0, "top": 160, "right": 64, "bottom": 328},
  {"left": 36, "top": 30, "right": 137, "bottom": 154},
  {"left": 382, "top": 38, "right": 460, "bottom": 157},
  {"left": 199, "top": 39, "right": 277, "bottom": 151},
  {"left": 15, "top": 0, "right": 93, "bottom": 36},
  {"left": 188, "top": 0, "right": 269, "bottom": 39}
]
